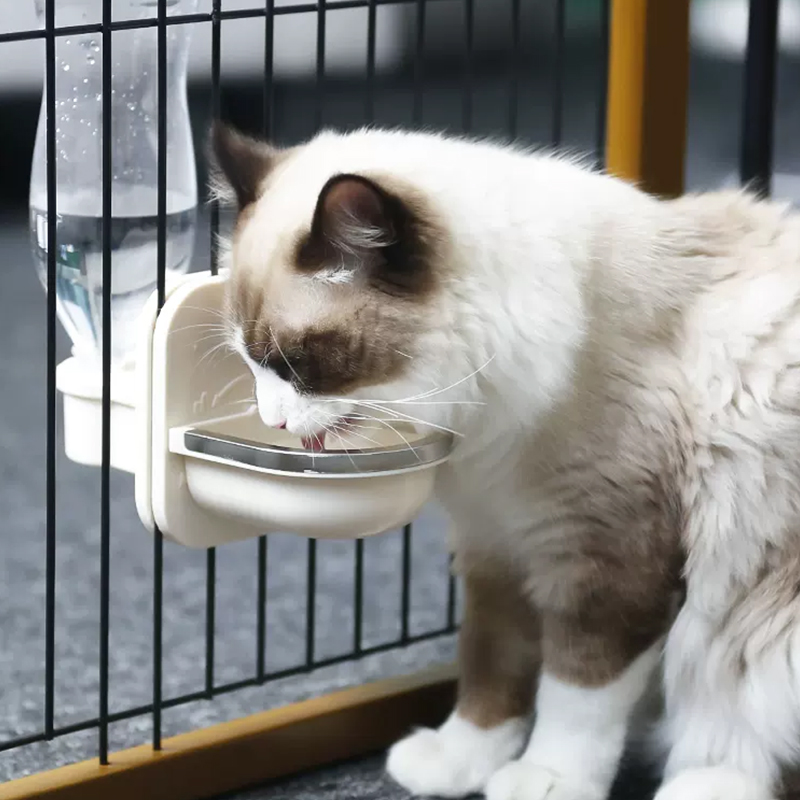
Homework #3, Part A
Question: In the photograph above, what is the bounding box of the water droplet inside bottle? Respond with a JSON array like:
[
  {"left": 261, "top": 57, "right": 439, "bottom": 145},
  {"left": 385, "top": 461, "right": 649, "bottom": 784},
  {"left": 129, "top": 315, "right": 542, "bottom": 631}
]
[
  {"left": 86, "top": 55, "right": 96, "bottom": 66},
  {"left": 127, "top": 102, "right": 137, "bottom": 112},
  {"left": 83, "top": 77, "right": 89, "bottom": 84},
  {"left": 62, "top": 63, "right": 70, "bottom": 72},
  {"left": 91, "top": 41, "right": 100, "bottom": 53}
]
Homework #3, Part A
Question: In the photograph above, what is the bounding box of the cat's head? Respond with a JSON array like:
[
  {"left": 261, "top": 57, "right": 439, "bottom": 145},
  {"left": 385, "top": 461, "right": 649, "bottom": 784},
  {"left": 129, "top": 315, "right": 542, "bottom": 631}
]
[{"left": 210, "top": 122, "right": 460, "bottom": 449}]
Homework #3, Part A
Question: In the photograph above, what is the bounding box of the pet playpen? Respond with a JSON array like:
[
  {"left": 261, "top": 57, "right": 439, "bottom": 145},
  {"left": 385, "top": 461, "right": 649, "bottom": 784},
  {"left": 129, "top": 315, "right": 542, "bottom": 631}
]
[{"left": 0, "top": 0, "right": 783, "bottom": 797}]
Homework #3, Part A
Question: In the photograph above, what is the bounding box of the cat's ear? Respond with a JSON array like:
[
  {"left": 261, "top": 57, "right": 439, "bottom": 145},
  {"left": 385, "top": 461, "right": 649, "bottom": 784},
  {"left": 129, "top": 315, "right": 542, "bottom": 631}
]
[
  {"left": 208, "top": 120, "right": 277, "bottom": 209},
  {"left": 313, "top": 174, "right": 396, "bottom": 256},
  {"left": 300, "top": 173, "right": 431, "bottom": 294}
]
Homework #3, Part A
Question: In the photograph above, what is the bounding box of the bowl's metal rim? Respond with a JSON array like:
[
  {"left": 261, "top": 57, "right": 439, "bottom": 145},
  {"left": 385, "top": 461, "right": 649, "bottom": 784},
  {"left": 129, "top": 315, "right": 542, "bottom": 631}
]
[{"left": 181, "top": 427, "right": 455, "bottom": 476}]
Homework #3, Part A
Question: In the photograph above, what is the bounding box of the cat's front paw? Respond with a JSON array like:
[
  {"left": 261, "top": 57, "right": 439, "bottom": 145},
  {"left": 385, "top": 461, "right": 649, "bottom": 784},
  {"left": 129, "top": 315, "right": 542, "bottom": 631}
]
[
  {"left": 386, "top": 713, "right": 526, "bottom": 798},
  {"left": 654, "top": 768, "right": 774, "bottom": 800},
  {"left": 485, "top": 761, "right": 605, "bottom": 800}
]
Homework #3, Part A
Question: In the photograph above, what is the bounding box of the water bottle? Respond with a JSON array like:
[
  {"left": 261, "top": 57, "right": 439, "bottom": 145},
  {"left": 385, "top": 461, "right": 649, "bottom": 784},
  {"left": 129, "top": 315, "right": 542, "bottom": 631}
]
[{"left": 29, "top": 0, "right": 199, "bottom": 366}]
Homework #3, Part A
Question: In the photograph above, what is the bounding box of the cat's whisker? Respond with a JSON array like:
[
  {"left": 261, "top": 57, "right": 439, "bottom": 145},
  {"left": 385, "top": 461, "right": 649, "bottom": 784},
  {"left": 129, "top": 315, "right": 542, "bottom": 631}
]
[
  {"left": 269, "top": 325, "right": 307, "bottom": 390},
  {"left": 196, "top": 340, "right": 236, "bottom": 370},
  {"left": 365, "top": 416, "right": 421, "bottom": 462},
  {"left": 394, "top": 355, "right": 496, "bottom": 403},
  {"left": 353, "top": 401, "right": 464, "bottom": 438}
]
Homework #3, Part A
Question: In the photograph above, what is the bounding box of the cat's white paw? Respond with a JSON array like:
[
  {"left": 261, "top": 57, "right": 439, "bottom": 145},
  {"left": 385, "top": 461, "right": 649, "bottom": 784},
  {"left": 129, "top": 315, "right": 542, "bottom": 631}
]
[
  {"left": 485, "top": 761, "right": 605, "bottom": 800},
  {"left": 386, "top": 713, "right": 526, "bottom": 798},
  {"left": 654, "top": 768, "right": 774, "bottom": 800}
]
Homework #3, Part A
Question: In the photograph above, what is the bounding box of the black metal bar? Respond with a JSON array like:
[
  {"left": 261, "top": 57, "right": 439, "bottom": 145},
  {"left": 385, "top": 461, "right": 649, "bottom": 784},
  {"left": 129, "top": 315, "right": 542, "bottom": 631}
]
[
  {"left": 551, "top": 0, "right": 565, "bottom": 146},
  {"left": 43, "top": 0, "right": 57, "bottom": 741},
  {"left": 210, "top": 0, "right": 221, "bottom": 278},
  {"left": 315, "top": 0, "right": 327, "bottom": 131},
  {"left": 365, "top": 0, "right": 377, "bottom": 122},
  {"left": 255, "top": 0, "right": 275, "bottom": 687},
  {"left": 740, "top": 0, "right": 780, "bottom": 196},
  {"left": 413, "top": 0, "right": 426, "bottom": 125},
  {"left": 206, "top": 548, "right": 217, "bottom": 696},
  {"left": 264, "top": 0, "right": 275, "bottom": 137},
  {"left": 152, "top": 0, "right": 169, "bottom": 752},
  {"left": 306, "top": 539, "right": 317, "bottom": 666},
  {"left": 446, "top": 566, "right": 457, "bottom": 631},
  {"left": 256, "top": 536, "right": 268, "bottom": 680},
  {"left": 400, "top": 525, "right": 412, "bottom": 642},
  {"left": 595, "top": 0, "right": 610, "bottom": 167},
  {"left": 153, "top": 524, "right": 164, "bottom": 750},
  {"left": 462, "top": 0, "right": 474, "bottom": 132},
  {"left": 353, "top": 539, "right": 364, "bottom": 653},
  {"left": 98, "top": 0, "right": 113, "bottom": 766},
  {"left": 508, "top": 0, "right": 521, "bottom": 139}
]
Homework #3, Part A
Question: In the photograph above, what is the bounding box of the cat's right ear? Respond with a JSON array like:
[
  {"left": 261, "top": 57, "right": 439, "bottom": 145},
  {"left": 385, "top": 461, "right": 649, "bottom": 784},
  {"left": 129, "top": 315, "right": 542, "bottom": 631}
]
[{"left": 208, "top": 120, "right": 277, "bottom": 209}]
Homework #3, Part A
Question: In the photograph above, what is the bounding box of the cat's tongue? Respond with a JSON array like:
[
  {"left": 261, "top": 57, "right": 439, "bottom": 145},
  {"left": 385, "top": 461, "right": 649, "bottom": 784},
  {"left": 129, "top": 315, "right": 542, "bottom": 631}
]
[{"left": 301, "top": 433, "right": 327, "bottom": 452}]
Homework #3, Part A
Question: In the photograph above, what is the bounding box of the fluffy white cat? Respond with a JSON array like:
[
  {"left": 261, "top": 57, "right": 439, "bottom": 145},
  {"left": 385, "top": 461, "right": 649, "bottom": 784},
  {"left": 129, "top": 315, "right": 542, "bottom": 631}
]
[{"left": 213, "top": 122, "right": 800, "bottom": 800}]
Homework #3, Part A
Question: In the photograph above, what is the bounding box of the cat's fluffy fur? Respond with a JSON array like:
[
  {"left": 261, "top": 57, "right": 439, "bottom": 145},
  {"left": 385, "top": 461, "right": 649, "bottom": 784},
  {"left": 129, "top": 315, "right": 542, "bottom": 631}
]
[{"left": 212, "top": 124, "right": 800, "bottom": 800}]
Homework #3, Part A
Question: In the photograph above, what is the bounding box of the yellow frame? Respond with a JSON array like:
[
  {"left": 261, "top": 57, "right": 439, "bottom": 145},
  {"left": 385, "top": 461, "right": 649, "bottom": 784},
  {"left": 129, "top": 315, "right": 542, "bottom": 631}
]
[
  {"left": 1, "top": 1, "right": 691, "bottom": 796},
  {"left": 605, "top": 0, "right": 690, "bottom": 197}
]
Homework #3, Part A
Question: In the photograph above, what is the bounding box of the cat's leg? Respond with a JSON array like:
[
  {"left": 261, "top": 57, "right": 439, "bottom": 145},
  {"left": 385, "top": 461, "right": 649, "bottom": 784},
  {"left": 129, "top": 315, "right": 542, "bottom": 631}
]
[
  {"left": 653, "top": 589, "right": 792, "bottom": 800},
  {"left": 486, "top": 613, "right": 664, "bottom": 800},
  {"left": 387, "top": 570, "right": 540, "bottom": 798}
]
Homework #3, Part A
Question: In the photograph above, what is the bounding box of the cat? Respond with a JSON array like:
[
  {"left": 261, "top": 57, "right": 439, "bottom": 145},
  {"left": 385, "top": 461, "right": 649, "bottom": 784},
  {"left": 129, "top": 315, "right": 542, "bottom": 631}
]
[{"left": 210, "top": 120, "right": 800, "bottom": 800}]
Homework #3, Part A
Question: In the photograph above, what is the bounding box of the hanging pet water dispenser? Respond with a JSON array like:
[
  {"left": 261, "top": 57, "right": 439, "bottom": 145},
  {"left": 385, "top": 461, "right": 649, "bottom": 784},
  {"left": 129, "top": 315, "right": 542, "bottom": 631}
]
[{"left": 58, "top": 271, "right": 455, "bottom": 547}]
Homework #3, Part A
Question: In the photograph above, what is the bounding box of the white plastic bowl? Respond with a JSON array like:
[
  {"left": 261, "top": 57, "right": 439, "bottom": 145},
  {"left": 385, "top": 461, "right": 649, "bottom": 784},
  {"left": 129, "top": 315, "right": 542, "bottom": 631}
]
[{"left": 168, "top": 411, "right": 453, "bottom": 539}]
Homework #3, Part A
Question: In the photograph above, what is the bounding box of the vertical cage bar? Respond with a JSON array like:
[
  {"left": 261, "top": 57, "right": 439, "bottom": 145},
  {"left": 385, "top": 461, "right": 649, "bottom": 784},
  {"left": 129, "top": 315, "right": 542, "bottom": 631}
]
[
  {"left": 551, "top": 0, "right": 565, "bottom": 146},
  {"left": 210, "top": 0, "right": 222, "bottom": 278},
  {"left": 152, "top": 0, "right": 169, "bottom": 751},
  {"left": 305, "top": 0, "right": 326, "bottom": 668},
  {"left": 462, "top": 0, "right": 474, "bottom": 132},
  {"left": 446, "top": 566, "right": 457, "bottom": 631},
  {"left": 256, "top": 0, "right": 275, "bottom": 684},
  {"left": 413, "top": 0, "right": 425, "bottom": 125},
  {"left": 352, "top": 0, "right": 378, "bottom": 658},
  {"left": 595, "top": 0, "right": 610, "bottom": 167},
  {"left": 256, "top": 536, "right": 268, "bottom": 680},
  {"left": 400, "top": 524, "right": 412, "bottom": 642},
  {"left": 740, "top": 0, "right": 780, "bottom": 196},
  {"left": 353, "top": 539, "right": 364, "bottom": 654},
  {"left": 206, "top": 548, "right": 216, "bottom": 696},
  {"left": 365, "top": 0, "right": 377, "bottom": 122},
  {"left": 315, "top": 0, "right": 327, "bottom": 132},
  {"left": 508, "top": 0, "right": 521, "bottom": 139},
  {"left": 263, "top": 0, "right": 275, "bottom": 136},
  {"left": 152, "top": 525, "right": 163, "bottom": 750},
  {"left": 43, "top": 0, "right": 57, "bottom": 740},
  {"left": 98, "top": 0, "right": 113, "bottom": 766},
  {"left": 306, "top": 539, "right": 317, "bottom": 666},
  {"left": 204, "top": 0, "right": 222, "bottom": 698}
]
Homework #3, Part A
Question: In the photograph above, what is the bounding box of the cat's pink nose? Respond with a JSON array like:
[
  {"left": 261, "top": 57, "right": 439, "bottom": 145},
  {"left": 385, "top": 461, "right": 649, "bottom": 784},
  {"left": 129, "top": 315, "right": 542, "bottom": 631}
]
[{"left": 275, "top": 421, "right": 287, "bottom": 429}]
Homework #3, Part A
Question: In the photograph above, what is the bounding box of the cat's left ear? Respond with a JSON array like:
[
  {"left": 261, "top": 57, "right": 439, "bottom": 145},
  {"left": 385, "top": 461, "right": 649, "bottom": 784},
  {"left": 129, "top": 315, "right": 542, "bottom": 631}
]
[
  {"left": 208, "top": 120, "right": 278, "bottom": 209},
  {"left": 299, "top": 173, "right": 431, "bottom": 294}
]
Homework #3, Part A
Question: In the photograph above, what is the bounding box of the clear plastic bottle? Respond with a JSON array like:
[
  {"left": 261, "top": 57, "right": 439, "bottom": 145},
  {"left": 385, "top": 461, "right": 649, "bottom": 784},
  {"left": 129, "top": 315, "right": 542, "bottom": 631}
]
[{"left": 29, "top": 0, "right": 199, "bottom": 366}]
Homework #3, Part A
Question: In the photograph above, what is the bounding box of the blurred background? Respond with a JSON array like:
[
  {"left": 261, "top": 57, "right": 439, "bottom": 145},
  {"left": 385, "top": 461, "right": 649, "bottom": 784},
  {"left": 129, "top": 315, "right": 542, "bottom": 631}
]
[
  {"left": 0, "top": 0, "right": 799, "bottom": 792},
  {"left": 1, "top": 0, "right": 798, "bottom": 209}
]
